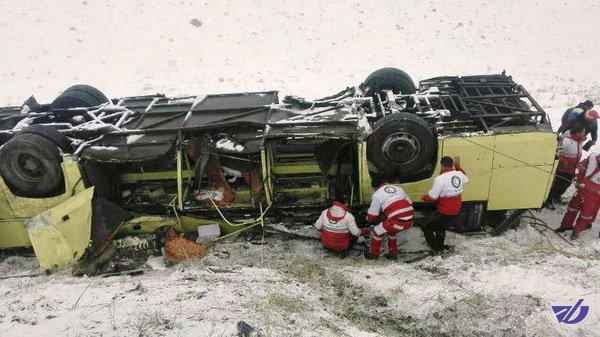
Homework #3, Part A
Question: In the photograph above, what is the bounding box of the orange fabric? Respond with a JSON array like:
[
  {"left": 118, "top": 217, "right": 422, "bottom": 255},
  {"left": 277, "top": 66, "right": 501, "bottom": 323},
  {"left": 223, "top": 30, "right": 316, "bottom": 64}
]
[
  {"left": 186, "top": 140, "right": 201, "bottom": 160},
  {"left": 206, "top": 163, "right": 234, "bottom": 207},
  {"left": 242, "top": 170, "right": 264, "bottom": 196},
  {"left": 164, "top": 232, "right": 209, "bottom": 263}
]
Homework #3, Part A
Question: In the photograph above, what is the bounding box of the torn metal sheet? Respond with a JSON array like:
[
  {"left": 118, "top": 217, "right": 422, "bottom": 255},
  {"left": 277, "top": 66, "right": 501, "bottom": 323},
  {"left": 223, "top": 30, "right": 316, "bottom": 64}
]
[{"left": 25, "top": 187, "right": 95, "bottom": 270}]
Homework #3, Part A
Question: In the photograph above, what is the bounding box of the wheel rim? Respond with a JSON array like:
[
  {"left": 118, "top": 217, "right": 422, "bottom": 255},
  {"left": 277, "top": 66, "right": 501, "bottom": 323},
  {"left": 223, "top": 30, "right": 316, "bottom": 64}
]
[
  {"left": 381, "top": 132, "right": 420, "bottom": 165},
  {"left": 14, "top": 153, "right": 47, "bottom": 181}
]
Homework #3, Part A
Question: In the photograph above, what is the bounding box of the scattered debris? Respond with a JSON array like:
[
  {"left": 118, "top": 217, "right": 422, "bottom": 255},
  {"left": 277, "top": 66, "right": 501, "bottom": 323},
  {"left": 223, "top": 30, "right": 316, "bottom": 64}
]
[
  {"left": 237, "top": 320, "right": 263, "bottom": 337},
  {"left": 157, "top": 226, "right": 211, "bottom": 264},
  {"left": 189, "top": 18, "right": 202, "bottom": 27}
]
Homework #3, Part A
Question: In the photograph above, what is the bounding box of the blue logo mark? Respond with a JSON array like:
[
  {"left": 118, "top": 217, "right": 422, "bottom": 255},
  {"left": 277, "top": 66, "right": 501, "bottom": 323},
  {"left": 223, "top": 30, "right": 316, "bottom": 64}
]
[{"left": 552, "top": 299, "right": 589, "bottom": 324}]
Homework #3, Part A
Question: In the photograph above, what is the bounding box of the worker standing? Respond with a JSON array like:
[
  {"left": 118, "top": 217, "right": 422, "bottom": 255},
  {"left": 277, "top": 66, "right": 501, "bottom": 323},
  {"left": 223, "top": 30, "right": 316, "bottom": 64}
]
[
  {"left": 557, "top": 101, "right": 597, "bottom": 150},
  {"left": 314, "top": 197, "right": 368, "bottom": 256},
  {"left": 421, "top": 156, "right": 468, "bottom": 254},
  {"left": 364, "top": 176, "right": 414, "bottom": 260},
  {"left": 546, "top": 124, "right": 587, "bottom": 207},
  {"left": 557, "top": 152, "right": 600, "bottom": 239}
]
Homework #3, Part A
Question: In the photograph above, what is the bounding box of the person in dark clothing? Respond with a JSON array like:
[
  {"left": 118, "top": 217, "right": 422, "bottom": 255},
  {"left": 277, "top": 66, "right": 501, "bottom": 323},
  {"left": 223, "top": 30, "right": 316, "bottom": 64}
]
[
  {"left": 421, "top": 156, "right": 468, "bottom": 254},
  {"left": 546, "top": 124, "right": 587, "bottom": 207},
  {"left": 557, "top": 101, "right": 597, "bottom": 149}
]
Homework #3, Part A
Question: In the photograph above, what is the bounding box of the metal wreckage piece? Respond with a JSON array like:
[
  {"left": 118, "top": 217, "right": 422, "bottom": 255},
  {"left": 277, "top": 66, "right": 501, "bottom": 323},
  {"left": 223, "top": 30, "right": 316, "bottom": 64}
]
[{"left": 0, "top": 69, "right": 559, "bottom": 272}]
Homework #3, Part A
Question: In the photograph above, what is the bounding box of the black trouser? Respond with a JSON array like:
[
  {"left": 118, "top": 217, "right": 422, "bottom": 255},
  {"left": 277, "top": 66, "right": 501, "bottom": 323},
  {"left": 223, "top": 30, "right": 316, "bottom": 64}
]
[
  {"left": 546, "top": 171, "right": 575, "bottom": 204},
  {"left": 422, "top": 212, "right": 457, "bottom": 253}
]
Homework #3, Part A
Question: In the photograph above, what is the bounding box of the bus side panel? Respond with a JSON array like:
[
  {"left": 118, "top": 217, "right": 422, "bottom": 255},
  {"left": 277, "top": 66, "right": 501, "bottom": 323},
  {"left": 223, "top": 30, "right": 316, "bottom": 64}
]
[
  {"left": 487, "top": 165, "right": 555, "bottom": 210},
  {"left": 487, "top": 132, "right": 558, "bottom": 210},
  {"left": 441, "top": 136, "right": 494, "bottom": 201}
]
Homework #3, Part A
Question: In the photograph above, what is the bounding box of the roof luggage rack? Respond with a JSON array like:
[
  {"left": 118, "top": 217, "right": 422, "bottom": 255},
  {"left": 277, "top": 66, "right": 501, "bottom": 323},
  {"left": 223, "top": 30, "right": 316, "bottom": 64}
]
[{"left": 414, "top": 73, "right": 548, "bottom": 132}]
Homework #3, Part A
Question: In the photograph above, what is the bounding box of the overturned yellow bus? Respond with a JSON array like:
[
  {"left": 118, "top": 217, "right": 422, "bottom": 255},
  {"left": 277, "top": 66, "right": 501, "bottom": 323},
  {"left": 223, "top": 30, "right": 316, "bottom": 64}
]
[{"left": 0, "top": 68, "right": 558, "bottom": 268}]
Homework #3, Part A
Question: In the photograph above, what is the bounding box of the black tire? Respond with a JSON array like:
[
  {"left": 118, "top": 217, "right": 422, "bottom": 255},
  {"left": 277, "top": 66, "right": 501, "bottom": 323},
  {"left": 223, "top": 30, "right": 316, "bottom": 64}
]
[
  {"left": 0, "top": 133, "right": 64, "bottom": 197},
  {"left": 367, "top": 113, "right": 436, "bottom": 176},
  {"left": 452, "top": 203, "right": 484, "bottom": 233},
  {"left": 362, "top": 68, "right": 417, "bottom": 103},
  {"left": 51, "top": 84, "right": 109, "bottom": 110},
  {"left": 18, "top": 125, "right": 72, "bottom": 153}
]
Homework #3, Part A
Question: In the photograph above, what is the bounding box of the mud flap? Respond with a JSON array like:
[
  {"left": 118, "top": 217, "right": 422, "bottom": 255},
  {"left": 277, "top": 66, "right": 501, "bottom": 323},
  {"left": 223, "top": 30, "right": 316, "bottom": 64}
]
[{"left": 25, "top": 187, "right": 94, "bottom": 270}]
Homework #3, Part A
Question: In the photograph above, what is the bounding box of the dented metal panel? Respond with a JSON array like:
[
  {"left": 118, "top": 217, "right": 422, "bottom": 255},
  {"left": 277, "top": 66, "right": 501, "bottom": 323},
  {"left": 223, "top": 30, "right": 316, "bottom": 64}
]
[
  {"left": 0, "top": 156, "right": 86, "bottom": 250},
  {"left": 26, "top": 187, "right": 94, "bottom": 270}
]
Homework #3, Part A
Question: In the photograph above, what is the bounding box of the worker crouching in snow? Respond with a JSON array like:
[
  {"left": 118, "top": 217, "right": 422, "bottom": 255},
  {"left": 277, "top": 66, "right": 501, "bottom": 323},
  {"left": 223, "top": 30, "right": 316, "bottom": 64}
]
[
  {"left": 557, "top": 152, "right": 600, "bottom": 239},
  {"left": 314, "top": 197, "right": 368, "bottom": 257},
  {"left": 546, "top": 124, "right": 586, "bottom": 207},
  {"left": 363, "top": 175, "right": 414, "bottom": 260},
  {"left": 421, "top": 156, "right": 468, "bottom": 254}
]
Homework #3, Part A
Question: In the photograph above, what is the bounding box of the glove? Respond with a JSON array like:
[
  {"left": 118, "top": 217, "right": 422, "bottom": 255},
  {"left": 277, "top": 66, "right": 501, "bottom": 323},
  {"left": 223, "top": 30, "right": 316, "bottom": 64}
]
[{"left": 583, "top": 140, "right": 594, "bottom": 151}]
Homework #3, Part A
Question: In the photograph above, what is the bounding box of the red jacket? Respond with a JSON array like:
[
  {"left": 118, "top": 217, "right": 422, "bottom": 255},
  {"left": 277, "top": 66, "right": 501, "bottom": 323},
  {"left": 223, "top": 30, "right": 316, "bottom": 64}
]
[
  {"left": 557, "top": 132, "right": 585, "bottom": 174},
  {"left": 422, "top": 166, "right": 468, "bottom": 216},
  {"left": 315, "top": 202, "right": 367, "bottom": 252},
  {"left": 366, "top": 183, "right": 414, "bottom": 222},
  {"left": 575, "top": 153, "right": 600, "bottom": 197}
]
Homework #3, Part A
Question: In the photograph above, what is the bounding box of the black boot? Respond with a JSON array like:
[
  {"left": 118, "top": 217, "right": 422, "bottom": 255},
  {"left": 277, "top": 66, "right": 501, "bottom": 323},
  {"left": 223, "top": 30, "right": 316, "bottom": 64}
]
[
  {"left": 363, "top": 249, "right": 379, "bottom": 260},
  {"left": 441, "top": 244, "right": 454, "bottom": 252},
  {"left": 384, "top": 253, "right": 398, "bottom": 261}
]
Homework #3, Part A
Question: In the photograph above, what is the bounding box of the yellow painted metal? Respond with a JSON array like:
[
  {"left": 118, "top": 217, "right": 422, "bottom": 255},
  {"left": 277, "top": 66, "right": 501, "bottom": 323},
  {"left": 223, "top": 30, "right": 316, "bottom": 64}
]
[
  {"left": 544, "top": 160, "right": 560, "bottom": 201},
  {"left": 176, "top": 149, "right": 183, "bottom": 210},
  {"left": 486, "top": 133, "right": 558, "bottom": 210},
  {"left": 0, "top": 183, "right": 12, "bottom": 223},
  {"left": 0, "top": 155, "right": 87, "bottom": 249},
  {"left": 357, "top": 142, "right": 372, "bottom": 204},
  {"left": 487, "top": 165, "right": 555, "bottom": 209},
  {"left": 120, "top": 215, "right": 178, "bottom": 234},
  {"left": 261, "top": 149, "right": 272, "bottom": 204},
  {"left": 0, "top": 219, "right": 31, "bottom": 248},
  {"left": 271, "top": 163, "right": 337, "bottom": 175},
  {"left": 492, "top": 132, "right": 557, "bottom": 168},
  {"left": 120, "top": 169, "right": 194, "bottom": 183},
  {"left": 357, "top": 131, "right": 557, "bottom": 210},
  {"left": 441, "top": 136, "right": 494, "bottom": 201},
  {"left": 26, "top": 187, "right": 94, "bottom": 270}
]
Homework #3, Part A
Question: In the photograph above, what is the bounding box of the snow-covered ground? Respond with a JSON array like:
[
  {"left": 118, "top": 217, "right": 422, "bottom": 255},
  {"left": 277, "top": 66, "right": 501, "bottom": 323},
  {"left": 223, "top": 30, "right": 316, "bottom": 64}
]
[
  {"left": 1, "top": 212, "right": 600, "bottom": 337},
  {"left": 2, "top": 1, "right": 600, "bottom": 336}
]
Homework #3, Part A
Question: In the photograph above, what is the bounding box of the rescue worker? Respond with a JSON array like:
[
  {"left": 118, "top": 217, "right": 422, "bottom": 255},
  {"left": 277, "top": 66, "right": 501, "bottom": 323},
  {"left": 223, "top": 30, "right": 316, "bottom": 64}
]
[
  {"left": 314, "top": 196, "right": 368, "bottom": 256},
  {"left": 364, "top": 175, "right": 414, "bottom": 260},
  {"left": 557, "top": 151, "right": 600, "bottom": 239},
  {"left": 557, "top": 101, "right": 597, "bottom": 150},
  {"left": 546, "top": 124, "right": 587, "bottom": 207},
  {"left": 421, "top": 156, "right": 468, "bottom": 254}
]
